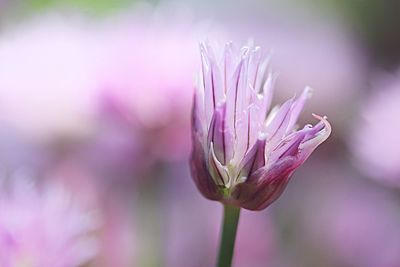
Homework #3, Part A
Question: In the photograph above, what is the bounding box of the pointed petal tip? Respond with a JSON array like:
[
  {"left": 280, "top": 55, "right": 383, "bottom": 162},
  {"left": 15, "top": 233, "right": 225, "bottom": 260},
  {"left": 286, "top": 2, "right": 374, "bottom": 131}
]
[
  {"left": 312, "top": 113, "right": 328, "bottom": 121},
  {"left": 224, "top": 41, "right": 234, "bottom": 51},
  {"left": 253, "top": 45, "right": 261, "bottom": 52},
  {"left": 296, "top": 113, "right": 331, "bottom": 160},
  {"left": 258, "top": 132, "right": 268, "bottom": 140},
  {"left": 199, "top": 41, "right": 207, "bottom": 51},
  {"left": 303, "top": 86, "right": 314, "bottom": 98},
  {"left": 311, "top": 113, "right": 332, "bottom": 138}
]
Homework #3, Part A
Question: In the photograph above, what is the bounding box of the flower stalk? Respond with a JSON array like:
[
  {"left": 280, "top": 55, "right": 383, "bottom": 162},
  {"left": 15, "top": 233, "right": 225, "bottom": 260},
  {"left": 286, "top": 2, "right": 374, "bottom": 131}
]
[{"left": 217, "top": 205, "right": 241, "bottom": 267}]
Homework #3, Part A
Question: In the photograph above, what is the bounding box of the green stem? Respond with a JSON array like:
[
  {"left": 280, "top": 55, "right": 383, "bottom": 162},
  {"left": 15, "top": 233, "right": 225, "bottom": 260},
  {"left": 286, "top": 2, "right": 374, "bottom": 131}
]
[{"left": 216, "top": 204, "right": 241, "bottom": 267}]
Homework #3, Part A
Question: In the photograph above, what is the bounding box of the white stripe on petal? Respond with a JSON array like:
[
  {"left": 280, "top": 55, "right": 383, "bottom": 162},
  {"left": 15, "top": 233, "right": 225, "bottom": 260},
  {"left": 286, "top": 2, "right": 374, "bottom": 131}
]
[{"left": 208, "top": 144, "right": 230, "bottom": 187}]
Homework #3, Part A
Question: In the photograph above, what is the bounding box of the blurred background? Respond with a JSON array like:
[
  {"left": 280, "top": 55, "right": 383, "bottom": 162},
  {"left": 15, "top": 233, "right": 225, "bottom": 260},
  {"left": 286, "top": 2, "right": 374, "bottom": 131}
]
[{"left": 0, "top": 0, "right": 400, "bottom": 267}]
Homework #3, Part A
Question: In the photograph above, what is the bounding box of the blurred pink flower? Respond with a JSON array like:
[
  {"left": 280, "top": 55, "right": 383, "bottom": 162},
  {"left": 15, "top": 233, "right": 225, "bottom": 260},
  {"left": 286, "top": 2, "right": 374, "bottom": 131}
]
[
  {"left": 98, "top": 42, "right": 194, "bottom": 156},
  {"left": 190, "top": 42, "right": 331, "bottom": 210},
  {"left": 0, "top": 177, "right": 99, "bottom": 267},
  {"left": 352, "top": 71, "right": 400, "bottom": 187},
  {"left": 42, "top": 159, "right": 137, "bottom": 267},
  {"left": 0, "top": 15, "right": 103, "bottom": 141},
  {"left": 0, "top": 10, "right": 215, "bottom": 181},
  {"left": 96, "top": 12, "right": 225, "bottom": 162}
]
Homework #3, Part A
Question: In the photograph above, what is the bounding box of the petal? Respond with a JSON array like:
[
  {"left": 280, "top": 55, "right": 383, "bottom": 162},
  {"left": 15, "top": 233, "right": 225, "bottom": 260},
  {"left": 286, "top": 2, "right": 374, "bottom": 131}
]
[
  {"left": 268, "top": 130, "right": 307, "bottom": 164},
  {"left": 287, "top": 87, "right": 313, "bottom": 132},
  {"left": 254, "top": 55, "right": 270, "bottom": 93},
  {"left": 236, "top": 51, "right": 250, "bottom": 119},
  {"left": 298, "top": 114, "right": 332, "bottom": 161},
  {"left": 247, "top": 46, "right": 262, "bottom": 90},
  {"left": 192, "top": 93, "right": 203, "bottom": 136},
  {"left": 194, "top": 76, "right": 206, "bottom": 129},
  {"left": 225, "top": 58, "right": 245, "bottom": 138},
  {"left": 200, "top": 43, "right": 224, "bottom": 127},
  {"left": 210, "top": 60, "right": 225, "bottom": 105},
  {"left": 233, "top": 104, "right": 261, "bottom": 164},
  {"left": 259, "top": 72, "right": 276, "bottom": 121},
  {"left": 303, "top": 114, "right": 330, "bottom": 142},
  {"left": 223, "top": 42, "right": 236, "bottom": 93},
  {"left": 232, "top": 156, "right": 297, "bottom": 210},
  {"left": 200, "top": 44, "right": 214, "bottom": 126},
  {"left": 264, "top": 98, "right": 294, "bottom": 146},
  {"left": 208, "top": 144, "right": 230, "bottom": 187},
  {"left": 190, "top": 132, "right": 221, "bottom": 201},
  {"left": 237, "top": 139, "right": 267, "bottom": 182},
  {"left": 207, "top": 104, "right": 234, "bottom": 164}
]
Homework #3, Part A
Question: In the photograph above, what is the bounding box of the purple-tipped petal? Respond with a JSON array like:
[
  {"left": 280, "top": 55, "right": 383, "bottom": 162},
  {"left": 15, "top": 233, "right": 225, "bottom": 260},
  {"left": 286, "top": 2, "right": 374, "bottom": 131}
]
[
  {"left": 208, "top": 145, "right": 230, "bottom": 187},
  {"left": 200, "top": 43, "right": 224, "bottom": 126},
  {"left": 236, "top": 52, "right": 250, "bottom": 118},
  {"left": 237, "top": 138, "right": 266, "bottom": 182},
  {"left": 232, "top": 156, "right": 297, "bottom": 210},
  {"left": 207, "top": 104, "right": 234, "bottom": 164},
  {"left": 298, "top": 114, "right": 332, "bottom": 161},
  {"left": 264, "top": 98, "right": 294, "bottom": 146},
  {"left": 233, "top": 104, "right": 261, "bottom": 164},
  {"left": 225, "top": 58, "right": 245, "bottom": 138},
  {"left": 303, "top": 114, "right": 330, "bottom": 142},
  {"left": 223, "top": 42, "right": 236, "bottom": 93},
  {"left": 254, "top": 55, "right": 270, "bottom": 93},
  {"left": 259, "top": 72, "right": 276, "bottom": 120},
  {"left": 248, "top": 47, "right": 262, "bottom": 89},
  {"left": 190, "top": 133, "right": 221, "bottom": 200},
  {"left": 287, "top": 87, "right": 313, "bottom": 132},
  {"left": 274, "top": 131, "right": 306, "bottom": 160},
  {"left": 191, "top": 94, "right": 203, "bottom": 135}
]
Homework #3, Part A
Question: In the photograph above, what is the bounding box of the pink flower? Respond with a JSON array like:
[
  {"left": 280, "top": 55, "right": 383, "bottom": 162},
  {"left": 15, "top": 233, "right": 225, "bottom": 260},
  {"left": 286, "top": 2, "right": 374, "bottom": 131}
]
[
  {"left": 0, "top": 178, "right": 99, "bottom": 267},
  {"left": 190, "top": 42, "right": 331, "bottom": 210},
  {"left": 0, "top": 15, "right": 102, "bottom": 141},
  {"left": 352, "top": 71, "right": 400, "bottom": 187},
  {"left": 96, "top": 14, "right": 216, "bottom": 162}
]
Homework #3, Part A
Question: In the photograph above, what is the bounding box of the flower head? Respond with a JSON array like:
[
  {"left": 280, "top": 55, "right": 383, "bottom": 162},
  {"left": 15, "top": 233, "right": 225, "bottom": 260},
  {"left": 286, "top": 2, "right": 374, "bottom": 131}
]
[
  {"left": 0, "top": 15, "right": 101, "bottom": 141},
  {"left": 97, "top": 13, "right": 214, "bottom": 163},
  {"left": 352, "top": 71, "right": 400, "bottom": 187},
  {"left": 0, "top": 178, "right": 99, "bottom": 267},
  {"left": 190, "top": 42, "right": 331, "bottom": 211}
]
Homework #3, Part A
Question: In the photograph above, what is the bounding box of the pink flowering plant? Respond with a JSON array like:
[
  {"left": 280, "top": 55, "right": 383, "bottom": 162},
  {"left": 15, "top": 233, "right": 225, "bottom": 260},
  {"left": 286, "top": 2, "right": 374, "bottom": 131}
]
[
  {"left": 0, "top": 178, "right": 99, "bottom": 267},
  {"left": 190, "top": 42, "right": 331, "bottom": 267}
]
